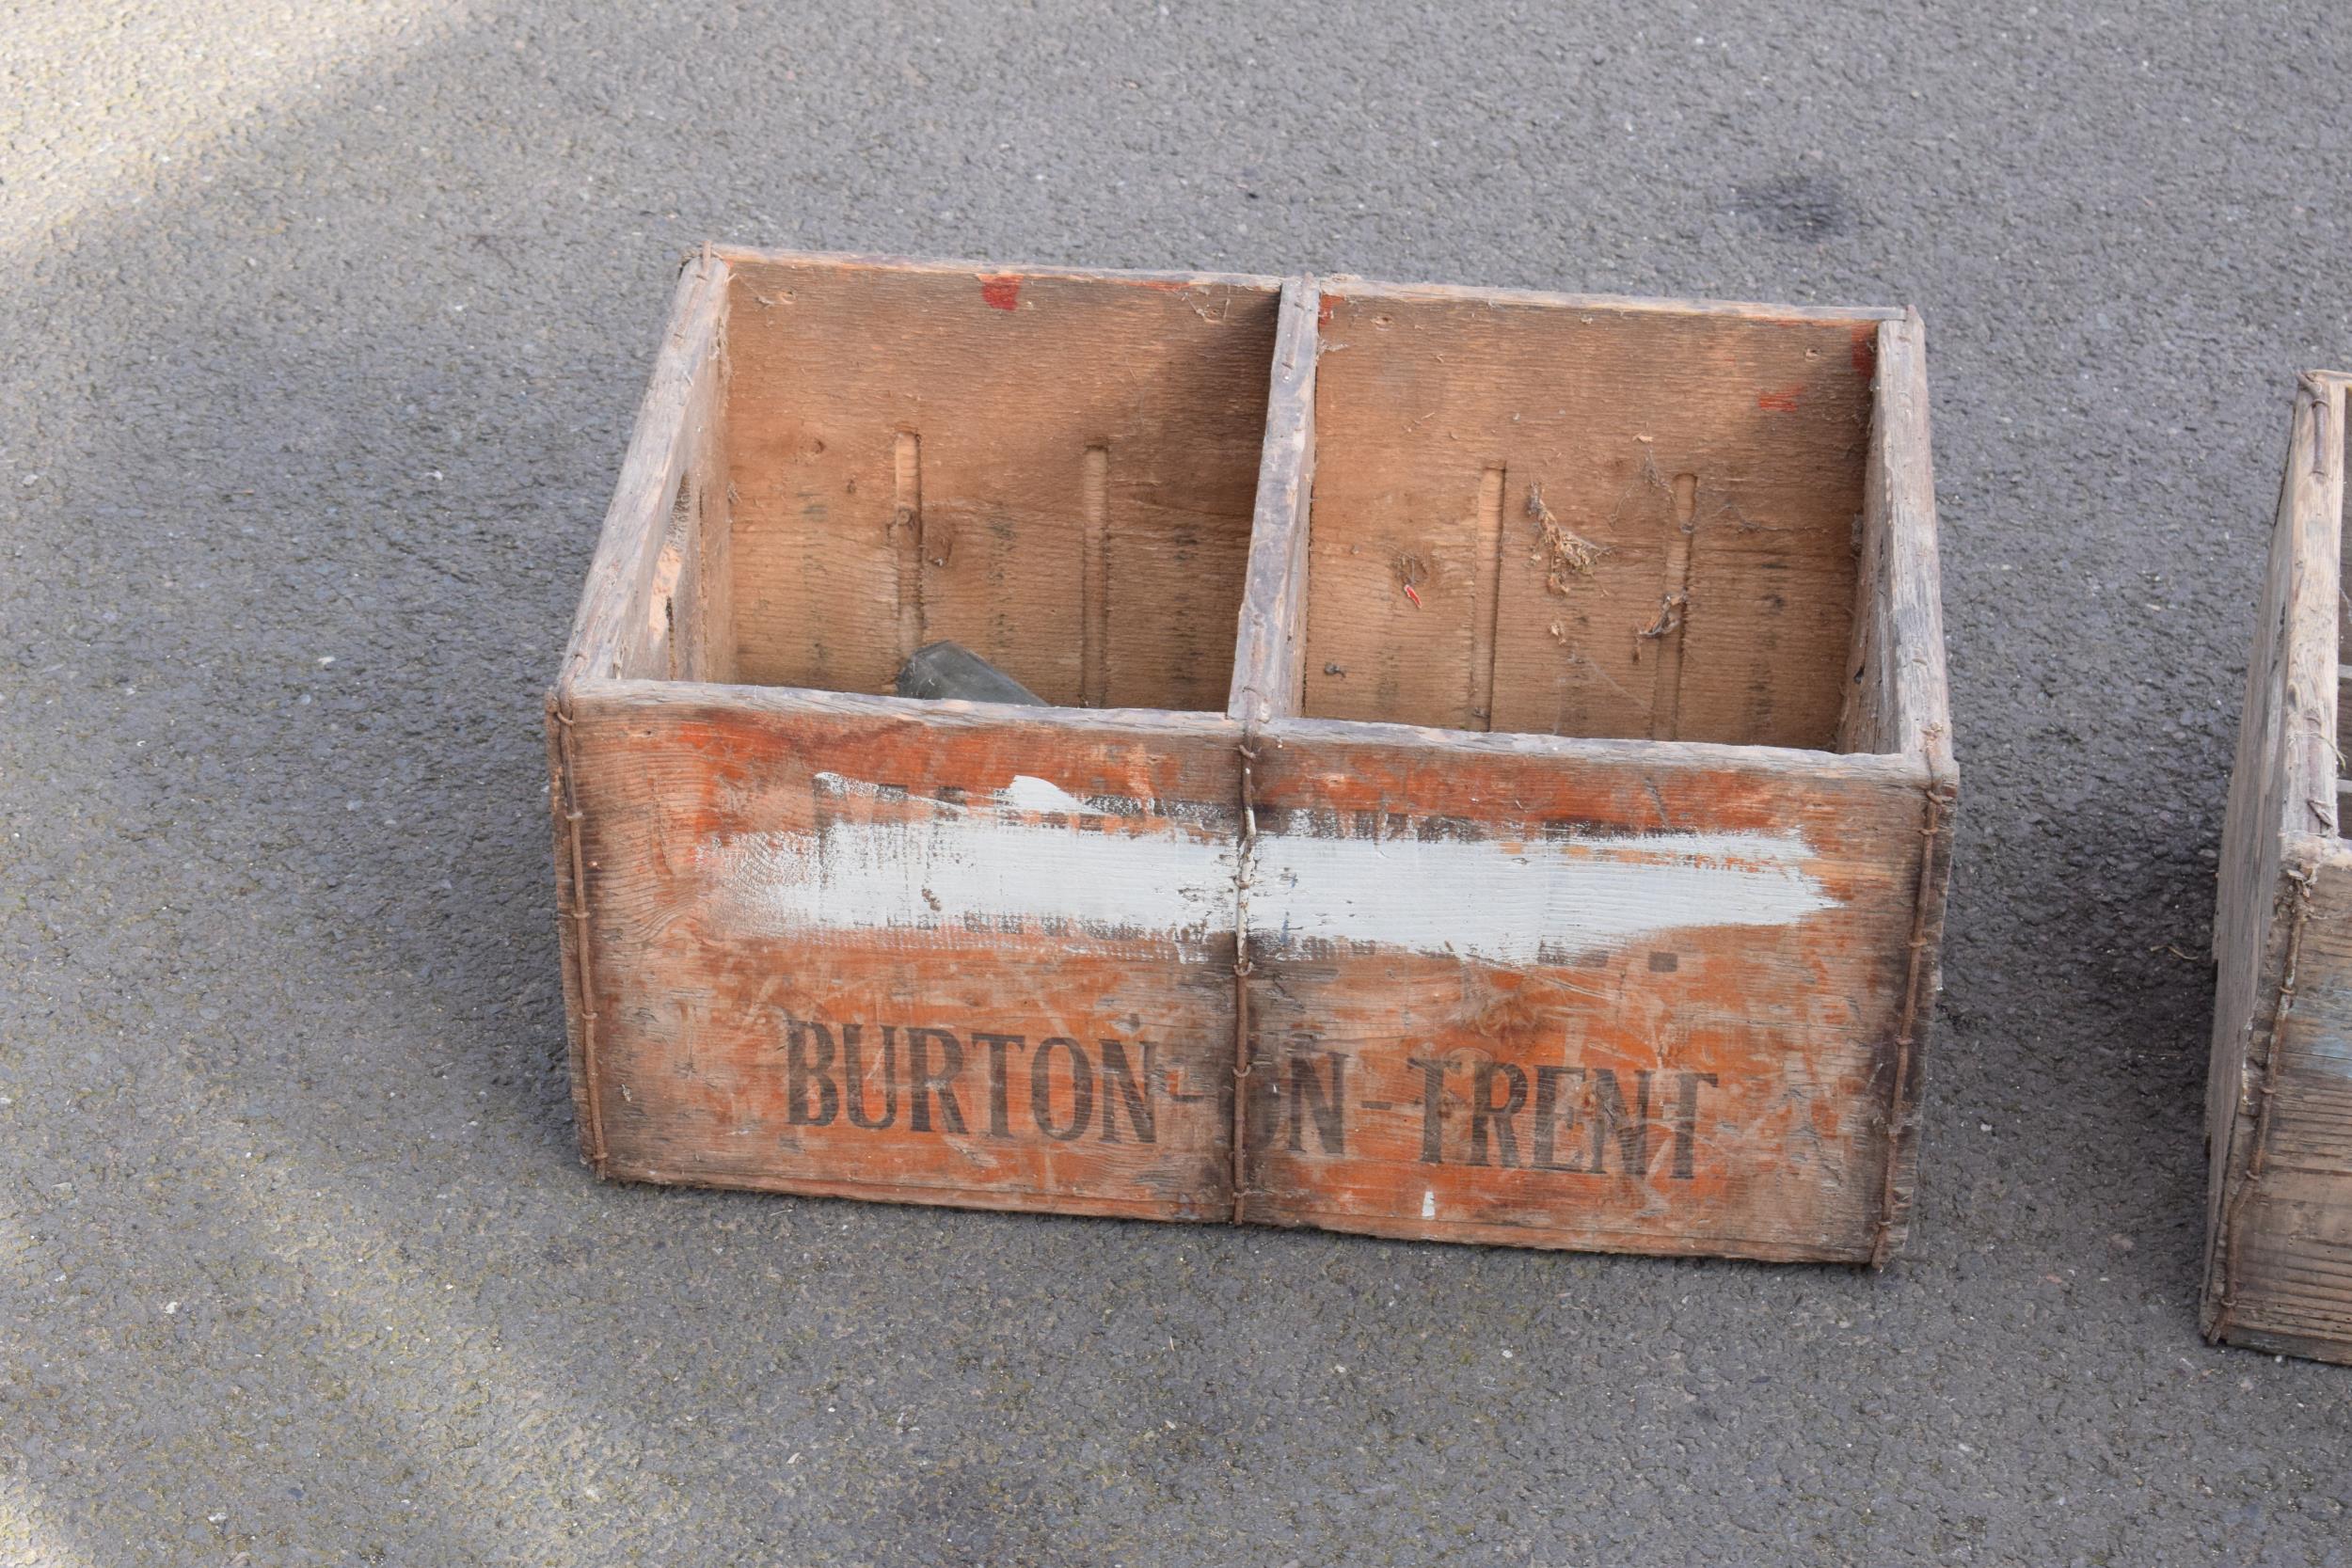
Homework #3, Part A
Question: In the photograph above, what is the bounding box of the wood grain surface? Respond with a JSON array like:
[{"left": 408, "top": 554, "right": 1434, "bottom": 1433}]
[
  {"left": 1298, "top": 279, "right": 1885, "bottom": 748},
  {"left": 718, "top": 250, "right": 1282, "bottom": 712}
]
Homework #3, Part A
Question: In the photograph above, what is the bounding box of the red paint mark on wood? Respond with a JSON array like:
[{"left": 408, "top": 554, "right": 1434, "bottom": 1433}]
[
  {"left": 1851, "top": 328, "right": 1878, "bottom": 382},
  {"left": 1403, "top": 582, "right": 1422, "bottom": 610},
  {"left": 1757, "top": 385, "right": 1804, "bottom": 413},
  {"left": 1317, "top": 293, "right": 1335, "bottom": 326},
  {"left": 979, "top": 275, "right": 1023, "bottom": 310}
]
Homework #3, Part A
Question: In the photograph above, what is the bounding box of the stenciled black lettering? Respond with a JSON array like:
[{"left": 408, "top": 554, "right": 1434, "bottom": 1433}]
[
  {"left": 1031, "top": 1037, "right": 1094, "bottom": 1142},
  {"left": 785, "top": 1018, "right": 838, "bottom": 1128},
  {"left": 974, "top": 1032, "right": 1024, "bottom": 1139},
  {"left": 1097, "top": 1039, "right": 1156, "bottom": 1144},
  {"left": 1287, "top": 1050, "right": 1346, "bottom": 1155},
  {"left": 1468, "top": 1060, "right": 1527, "bottom": 1168},
  {"left": 907, "top": 1027, "right": 968, "bottom": 1134},
  {"left": 844, "top": 1023, "right": 898, "bottom": 1131},
  {"left": 1530, "top": 1064, "right": 1588, "bottom": 1171},
  {"left": 1587, "top": 1068, "right": 1654, "bottom": 1174},
  {"left": 1408, "top": 1056, "right": 1450, "bottom": 1164},
  {"left": 1669, "top": 1070, "right": 1719, "bottom": 1180}
]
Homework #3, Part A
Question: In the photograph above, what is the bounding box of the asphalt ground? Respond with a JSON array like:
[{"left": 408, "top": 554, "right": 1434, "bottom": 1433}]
[{"left": 4, "top": 3, "right": 2350, "bottom": 1563}]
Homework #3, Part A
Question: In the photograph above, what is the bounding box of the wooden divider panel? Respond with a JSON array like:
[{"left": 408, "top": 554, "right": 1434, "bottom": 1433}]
[
  {"left": 1236, "top": 720, "right": 1930, "bottom": 1260},
  {"left": 559, "top": 681, "right": 1244, "bottom": 1220},
  {"left": 1227, "top": 278, "right": 1319, "bottom": 722}
]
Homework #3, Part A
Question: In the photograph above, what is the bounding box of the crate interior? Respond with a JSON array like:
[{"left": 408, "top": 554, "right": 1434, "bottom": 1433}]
[
  {"left": 706, "top": 259, "right": 1282, "bottom": 713},
  {"left": 1295, "top": 288, "right": 1883, "bottom": 750}
]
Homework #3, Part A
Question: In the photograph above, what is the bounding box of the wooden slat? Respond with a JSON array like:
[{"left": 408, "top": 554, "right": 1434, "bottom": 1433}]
[
  {"left": 1235, "top": 717, "right": 1930, "bottom": 1262},
  {"left": 2280, "top": 375, "right": 2350, "bottom": 838},
  {"left": 560, "top": 678, "right": 1243, "bottom": 1219},
  {"left": 560, "top": 255, "right": 729, "bottom": 685},
  {"left": 1298, "top": 284, "right": 1878, "bottom": 748},
  {"left": 1299, "top": 275, "right": 1901, "bottom": 326},
  {"left": 719, "top": 253, "right": 1283, "bottom": 711},
  {"left": 1226, "top": 277, "right": 1319, "bottom": 722}
]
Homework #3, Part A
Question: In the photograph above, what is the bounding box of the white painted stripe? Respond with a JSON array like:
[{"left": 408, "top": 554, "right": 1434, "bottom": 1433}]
[
  {"left": 698, "top": 773, "right": 1836, "bottom": 963},
  {"left": 1000, "top": 774, "right": 1091, "bottom": 815},
  {"left": 1252, "top": 827, "right": 1833, "bottom": 965},
  {"left": 706, "top": 817, "right": 1238, "bottom": 945}
]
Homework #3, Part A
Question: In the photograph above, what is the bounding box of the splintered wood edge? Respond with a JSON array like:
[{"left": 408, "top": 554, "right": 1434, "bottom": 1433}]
[
  {"left": 1874, "top": 311, "right": 1956, "bottom": 784},
  {"left": 708, "top": 241, "right": 1283, "bottom": 294},
  {"left": 559, "top": 253, "right": 729, "bottom": 689},
  {"left": 1316, "top": 272, "right": 1905, "bottom": 325},
  {"left": 1227, "top": 277, "right": 1318, "bottom": 723},
  {"left": 566, "top": 673, "right": 1248, "bottom": 745},
  {"left": 1254, "top": 712, "right": 1930, "bottom": 784}
]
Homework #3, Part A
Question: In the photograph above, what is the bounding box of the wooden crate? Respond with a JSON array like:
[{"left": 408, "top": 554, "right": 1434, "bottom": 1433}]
[
  {"left": 2206, "top": 372, "right": 2352, "bottom": 1362},
  {"left": 549, "top": 246, "right": 1955, "bottom": 1262}
]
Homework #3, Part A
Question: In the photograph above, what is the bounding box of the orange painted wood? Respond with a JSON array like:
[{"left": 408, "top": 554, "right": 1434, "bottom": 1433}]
[
  {"left": 1233, "top": 721, "right": 1929, "bottom": 1261},
  {"left": 560, "top": 680, "right": 1242, "bottom": 1219}
]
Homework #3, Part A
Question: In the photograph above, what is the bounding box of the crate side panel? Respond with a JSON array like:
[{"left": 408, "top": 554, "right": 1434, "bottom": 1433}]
[
  {"left": 564, "top": 259, "right": 728, "bottom": 687},
  {"left": 1842, "top": 311, "right": 1954, "bottom": 775},
  {"left": 2216, "top": 845, "right": 2352, "bottom": 1362},
  {"left": 2207, "top": 376, "right": 2346, "bottom": 1316},
  {"left": 723, "top": 260, "right": 1280, "bottom": 713},
  {"left": 565, "top": 686, "right": 1244, "bottom": 1219},
  {"left": 1238, "top": 724, "right": 1926, "bottom": 1259},
  {"left": 1301, "top": 293, "right": 1874, "bottom": 748}
]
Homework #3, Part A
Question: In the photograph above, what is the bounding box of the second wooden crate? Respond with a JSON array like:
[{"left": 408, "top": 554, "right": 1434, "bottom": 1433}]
[{"left": 2207, "top": 372, "right": 2352, "bottom": 1363}]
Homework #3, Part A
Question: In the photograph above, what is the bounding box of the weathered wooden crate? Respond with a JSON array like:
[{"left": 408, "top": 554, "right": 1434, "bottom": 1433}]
[
  {"left": 549, "top": 246, "right": 1955, "bottom": 1262},
  {"left": 2206, "top": 372, "right": 2352, "bottom": 1362}
]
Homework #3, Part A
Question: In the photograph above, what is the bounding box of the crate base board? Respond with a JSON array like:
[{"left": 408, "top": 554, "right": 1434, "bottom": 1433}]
[
  {"left": 2205, "top": 1322, "right": 2352, "bottom": 1368},
  {"left": 1246, "top": 1209, "right": 1873, "bottom": 1265},
  {"left": 595, "top": 1164, "right": 1234, "bottom": 1227}
]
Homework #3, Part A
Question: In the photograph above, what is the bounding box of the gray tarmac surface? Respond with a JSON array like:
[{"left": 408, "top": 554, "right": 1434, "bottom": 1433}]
[{"left": 5, "top": 2, "right": 2351, "bottom": 1563}]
